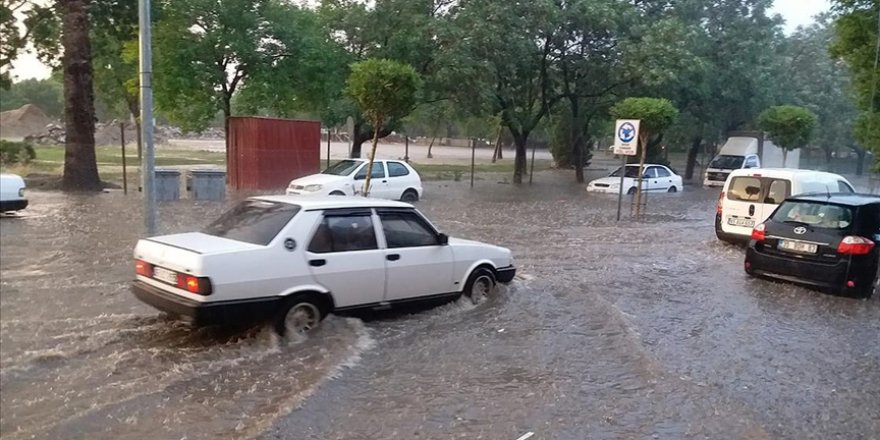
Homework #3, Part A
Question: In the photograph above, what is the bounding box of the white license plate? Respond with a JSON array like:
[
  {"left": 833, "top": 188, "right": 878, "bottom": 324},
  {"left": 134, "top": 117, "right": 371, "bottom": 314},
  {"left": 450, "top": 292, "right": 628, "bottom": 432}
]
[
  {"left": 778, "top": 240, "right": 818, "bottom": 254},
  {"left": 728, "top": 217, "right": 755, "bottom": 228},
  {"left": 153, "top": 266, "right": 178, "bottom": 285}
]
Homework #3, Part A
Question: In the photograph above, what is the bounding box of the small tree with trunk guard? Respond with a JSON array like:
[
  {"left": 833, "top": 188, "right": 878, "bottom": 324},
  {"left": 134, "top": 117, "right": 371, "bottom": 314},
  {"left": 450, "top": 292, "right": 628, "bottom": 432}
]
[
  {"left": 346, "top": 59, "right": 421, "bottom": 196},
  {"left": 610, "top": 98, "right": 679, "bottom": 218},
  {"left": 757, "top": 105, "right": 818, "bottom": 167}
]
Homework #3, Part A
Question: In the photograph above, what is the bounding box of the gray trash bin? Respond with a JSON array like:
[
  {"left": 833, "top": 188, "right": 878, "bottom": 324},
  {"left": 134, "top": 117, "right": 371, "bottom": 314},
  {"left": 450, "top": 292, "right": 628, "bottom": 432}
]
[
  {"left": 154, "top": 168, "right": 181, "bottom": 201},
  {"left": 191, "top": 169, "right": 226, "bottom": 201}
]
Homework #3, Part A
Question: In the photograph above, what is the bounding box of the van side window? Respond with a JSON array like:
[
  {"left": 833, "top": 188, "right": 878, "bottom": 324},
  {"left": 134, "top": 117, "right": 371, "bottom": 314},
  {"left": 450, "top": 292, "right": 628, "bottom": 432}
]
[
  {"left": 727, "top": 177, "right": 762, "bottom": 202},
  {"left": 744, "top": 156, "right": 759, "bottom": 168},
  {"left": 765, "top": 180, "right": 791, "bottom": 205},
  {"left": 837, "top": 180, "right": 854, "bottom": 193}
]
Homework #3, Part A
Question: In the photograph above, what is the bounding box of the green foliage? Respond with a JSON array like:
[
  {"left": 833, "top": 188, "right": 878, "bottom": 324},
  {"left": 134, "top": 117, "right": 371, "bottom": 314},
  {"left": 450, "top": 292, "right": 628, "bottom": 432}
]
[
  {"left": 610, "top": 97, "right": 679, "bottom": 135},
  {"left": 548, "top": 109, "right": 592, "bottom": 168},
  {"left": 0, "top": 140, "right": 36, "bottom": 165},
  {"left": 757, "top": 105, "right": 819, "bottom": 151},
  {"left": 0, "top": 78, "right": 63, "bottom": 117},
  {"left": 0, "top": 2, "right": 58, "bottom": 89},
  {"left": 346, "top": 59, "right": 421, "bottom": 127}
]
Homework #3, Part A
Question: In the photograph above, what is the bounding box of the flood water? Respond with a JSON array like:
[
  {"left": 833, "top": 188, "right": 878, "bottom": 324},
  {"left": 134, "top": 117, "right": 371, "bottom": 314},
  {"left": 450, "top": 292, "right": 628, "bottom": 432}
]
[{"left": 1, "top": 170, "right": 878, "bottom": 439}]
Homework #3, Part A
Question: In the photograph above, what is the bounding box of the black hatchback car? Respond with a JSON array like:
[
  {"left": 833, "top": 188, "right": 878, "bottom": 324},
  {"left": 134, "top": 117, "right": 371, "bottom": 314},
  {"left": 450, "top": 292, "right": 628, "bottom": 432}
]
[{"left": 745, "top": 193, "right": 880, "bottom": 298}]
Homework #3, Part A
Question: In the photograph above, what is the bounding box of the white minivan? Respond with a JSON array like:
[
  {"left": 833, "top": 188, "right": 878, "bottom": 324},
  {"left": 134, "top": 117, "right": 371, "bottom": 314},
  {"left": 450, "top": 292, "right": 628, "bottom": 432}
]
[{"left": 715, "top": 168, "right": 856, "bottom": 243}]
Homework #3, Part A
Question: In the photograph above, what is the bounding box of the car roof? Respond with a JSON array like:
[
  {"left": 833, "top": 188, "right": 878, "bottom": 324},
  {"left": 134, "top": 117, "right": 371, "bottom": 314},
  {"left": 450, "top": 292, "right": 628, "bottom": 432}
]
[
  {"left": 622, "top": 164, "right": 668, "bottom": 168},
  {"left": 252, "top": 195, "right": 414, "bottom": 210},
  {"left": 729, "top": 168, "right": 847, "bottom": 179},
  {"left": 787, "top": 192, "right": 880, "bottom": 206}
]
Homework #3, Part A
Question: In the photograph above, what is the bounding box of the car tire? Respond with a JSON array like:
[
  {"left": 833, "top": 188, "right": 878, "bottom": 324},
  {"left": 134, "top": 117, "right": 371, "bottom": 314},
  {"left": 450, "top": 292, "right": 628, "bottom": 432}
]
[
  {"left": 627, "top": 187, "right": 637, "bottom": 195},
  {"left": 400, "top": 189, "right": 419, "bottom": 202},
  {"left": 463, "top": 267, "right": 496, "bottom": 305},
  {"left": 274, "top": 294, "right": 326, "bottom": 336},
  {"left": 329, "top": 191, "right": 345, "bottom": 196},
  {"left": 667, "top": 186, "right": 677, "bottom": 193}
]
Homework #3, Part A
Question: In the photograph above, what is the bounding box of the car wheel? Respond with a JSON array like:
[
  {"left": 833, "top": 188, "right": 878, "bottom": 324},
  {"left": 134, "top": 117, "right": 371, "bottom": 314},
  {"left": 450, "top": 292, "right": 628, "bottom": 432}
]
[
  {"left": 463, "top": 267, "right": 496, "bottom": 305},
  {"left": 329, "top": 191, "right": 345, "bottom": 196},
  {"left": 667, "top": 186, "right": 677, "bottom": 193},
  {"left": 400, "top": 189, "right": 419, "bottom": 202},
  {"left": 275, "top": 295, "right": 324, "bottom": 336},
  {"left": 627, "top": 187, "right": 637, "bottom": 195}
]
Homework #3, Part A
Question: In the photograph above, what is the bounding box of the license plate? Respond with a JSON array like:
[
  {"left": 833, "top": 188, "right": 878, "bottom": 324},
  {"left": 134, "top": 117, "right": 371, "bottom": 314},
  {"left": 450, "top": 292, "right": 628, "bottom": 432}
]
[
  {"left": 778, "top": 240, "right": 818, "bottom": 254},
  {"left": 728, "top": 217, "right": 755, "bottom": 228},
  {"left": 153, "top": 266, "right": 178, "bottom": 285}
]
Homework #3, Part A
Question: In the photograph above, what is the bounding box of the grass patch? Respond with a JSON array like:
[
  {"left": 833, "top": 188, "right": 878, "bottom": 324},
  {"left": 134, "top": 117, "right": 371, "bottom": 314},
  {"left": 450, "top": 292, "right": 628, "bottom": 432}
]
[{"left": 30, "top": 145, "right": 225, "bottom": 167}]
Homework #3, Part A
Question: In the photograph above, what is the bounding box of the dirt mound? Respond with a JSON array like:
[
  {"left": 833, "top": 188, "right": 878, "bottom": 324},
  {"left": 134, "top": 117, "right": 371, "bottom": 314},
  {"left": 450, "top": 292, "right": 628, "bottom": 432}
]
[{"left": 0, "top": 104, "right": 52, "bottom": 139}]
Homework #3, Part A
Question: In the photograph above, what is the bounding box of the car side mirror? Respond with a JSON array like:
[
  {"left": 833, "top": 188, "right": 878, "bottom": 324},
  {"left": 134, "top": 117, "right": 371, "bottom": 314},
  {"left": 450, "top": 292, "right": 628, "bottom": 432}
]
[
  {"left": 438, "top": 233, "right": 449, "bottom": 245},
  {"left": 354, "top": 174, "right": 365, "bottom": 180}
]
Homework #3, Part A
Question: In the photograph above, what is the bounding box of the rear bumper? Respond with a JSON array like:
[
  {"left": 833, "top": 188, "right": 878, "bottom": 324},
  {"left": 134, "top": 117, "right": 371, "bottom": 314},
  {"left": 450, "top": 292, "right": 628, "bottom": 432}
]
[
  {"left": 0, "top": 199, "right": 28, "bottom": 212},
  {"left": 714, "top": 214, "right": 749, "bottom": 244},
  {"left": 496, "top": 265, "right": 516, "bottom": 283},
  {"left": 131, "top": 280, "right": 281, "bottom": 326},
  {"left": 745, "top": 247, "right": 876, "bottom": 294}
]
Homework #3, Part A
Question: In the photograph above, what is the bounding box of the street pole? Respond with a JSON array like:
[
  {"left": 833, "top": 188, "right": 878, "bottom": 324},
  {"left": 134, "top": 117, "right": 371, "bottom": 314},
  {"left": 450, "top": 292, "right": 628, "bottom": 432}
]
[
  {"left": 139, "top": 0, "right": 157, "bottom": 235},
  {"left": 470, "top": 137, "right": 476, "bottom": 188},
  {"left": 615, "top": 154, "right": 626, "bottom": 221},
  {"left": 326, "top": 129, "right": 331, "bottom": 169},
  {"left": 120, "top": 123, "right": 128, "bottom": 195}
]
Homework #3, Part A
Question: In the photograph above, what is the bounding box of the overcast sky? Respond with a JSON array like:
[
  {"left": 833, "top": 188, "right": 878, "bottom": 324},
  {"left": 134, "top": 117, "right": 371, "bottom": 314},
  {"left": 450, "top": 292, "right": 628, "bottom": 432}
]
[{"left": 8, "top": 0, "right": 833, "bottom": 82}]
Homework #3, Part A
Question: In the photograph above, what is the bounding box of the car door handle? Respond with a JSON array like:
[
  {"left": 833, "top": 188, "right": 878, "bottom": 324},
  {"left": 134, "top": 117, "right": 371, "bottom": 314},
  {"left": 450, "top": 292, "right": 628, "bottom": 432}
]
[
  {"left": 386, "top": 254, "right": 400, "bottom": 261},
  {"left": 309, "top": 259, "right": 326, "bottom": 267}
]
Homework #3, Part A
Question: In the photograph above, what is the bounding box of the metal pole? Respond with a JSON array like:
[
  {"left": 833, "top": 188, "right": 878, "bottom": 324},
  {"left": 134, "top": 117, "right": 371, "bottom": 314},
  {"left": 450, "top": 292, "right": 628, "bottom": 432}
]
[
  {"left": 139, "top": 0, "right": 157, "bottom": 235},
  {"left": 470, "top": 137, "right": 476, "bottom": 188},
  {"left": 326, "top": 129, "right": 331, "bottom": 169},
  {"left": 404, "top": 134, "right": 409, "bottom": 163},
  {"left": 615, "top": 154, "right": 626, "bottom": 221},
  {"left": 120, "top": 123, "right": 128, "bottom": 195},
  {"left": 529, "top": 142, "right": 536, "bottom": 184}
]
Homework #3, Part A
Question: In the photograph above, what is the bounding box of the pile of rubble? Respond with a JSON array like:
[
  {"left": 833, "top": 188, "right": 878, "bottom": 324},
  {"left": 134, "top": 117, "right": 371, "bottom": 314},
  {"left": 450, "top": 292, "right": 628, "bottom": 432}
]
[{"left": 25, "top": 121, "right": 168, "bottom": 146}]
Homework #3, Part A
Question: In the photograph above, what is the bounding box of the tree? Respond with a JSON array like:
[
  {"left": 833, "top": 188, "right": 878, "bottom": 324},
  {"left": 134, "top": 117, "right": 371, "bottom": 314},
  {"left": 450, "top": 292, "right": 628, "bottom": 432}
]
[
  {"left": 829, "top": 0, "right": 879, "bottom": 166},
  {"left": 346, "top": 59, "right": 420, "bottom": 195},
  {"left": 757, "top": 105, "right": 818, "bottom": 166},
  {"left": 0, "top": 1, "right": 56, "bottom": 89},
  {"left": 610, "top": 97, "right": 679, "bottom": 218}
]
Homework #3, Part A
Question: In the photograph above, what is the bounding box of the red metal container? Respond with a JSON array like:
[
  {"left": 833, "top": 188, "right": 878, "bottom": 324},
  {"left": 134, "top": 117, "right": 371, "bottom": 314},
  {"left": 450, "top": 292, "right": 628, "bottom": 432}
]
[{"left": 227, "top": 117, "right": 321, "bottom": 191}]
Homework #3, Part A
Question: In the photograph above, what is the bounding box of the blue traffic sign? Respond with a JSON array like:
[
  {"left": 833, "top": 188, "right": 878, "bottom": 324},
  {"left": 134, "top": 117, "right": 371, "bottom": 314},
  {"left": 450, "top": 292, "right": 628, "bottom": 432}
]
[{"left": 618, "top": 122, "right": 636, "bottom": 143}]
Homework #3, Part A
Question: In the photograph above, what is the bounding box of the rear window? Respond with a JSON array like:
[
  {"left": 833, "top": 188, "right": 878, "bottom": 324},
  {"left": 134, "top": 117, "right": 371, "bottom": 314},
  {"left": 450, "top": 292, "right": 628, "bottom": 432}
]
[
  {"left": 772, "top": 201, "right": 854, "bottom": 230},
  {"left": 727, "top": 177, "right": 762, "bottom": 202},
  {"left": 203, "top": 200, "right": 300, "bottom": 245}
]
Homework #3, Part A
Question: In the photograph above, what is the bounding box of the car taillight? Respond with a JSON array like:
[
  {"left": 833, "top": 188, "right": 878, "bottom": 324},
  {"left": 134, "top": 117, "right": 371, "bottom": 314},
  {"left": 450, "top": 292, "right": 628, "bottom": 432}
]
[
  {"left": 716, "top": 191, "right": 725, "bottom": 215},
  {"left": 177, "top": 274, "right": 213, "bottom": 295},
  {"left": 751, "top": 223, "right": 766, "bottom": 242},
  {"left": 837, "top": 236, "right": 875, "bottom": 255},
  {"left": 135, "top": 259, "right": 153, "bottom": 277}
]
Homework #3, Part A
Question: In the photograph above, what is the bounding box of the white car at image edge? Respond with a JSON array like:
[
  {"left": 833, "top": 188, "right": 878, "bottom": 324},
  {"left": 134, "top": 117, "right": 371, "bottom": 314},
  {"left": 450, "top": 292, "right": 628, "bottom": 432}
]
[
  {"left": 0, "top": 173, "right": 28, "bottom": 212},
  {"left": 587, "top": 164, "right": 683, "bottom": 194},
  {"left": 287, "top": 159, "right": 423, "bottom": 202},
  {"left": 131, "top": 196, "right": 515, "bottom": 335}
]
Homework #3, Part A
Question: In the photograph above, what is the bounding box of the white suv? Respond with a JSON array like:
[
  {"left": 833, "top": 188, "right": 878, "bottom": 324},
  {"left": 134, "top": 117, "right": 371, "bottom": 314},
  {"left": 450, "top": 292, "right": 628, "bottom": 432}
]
[
  {"left": 287, "top": 159, "right": 423, "bottom": 202},
  {"left": 131, "top": 196, "right": 515, "bottom": 334}
]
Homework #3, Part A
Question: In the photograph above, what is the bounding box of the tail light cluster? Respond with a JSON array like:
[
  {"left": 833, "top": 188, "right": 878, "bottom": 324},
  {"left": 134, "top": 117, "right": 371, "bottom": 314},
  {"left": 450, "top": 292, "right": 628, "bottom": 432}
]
[
  {"left": 716, "top": 191, "right": 725, "bottom": 215},
  {"left": 837, "top": 236, "right": 875, "bottom": 255},
  {"left": 135, "top": 259, "right": 212, "bottom": 295},
  {"left": 751, "top": 223, "right": 766, "bottom": 242}
]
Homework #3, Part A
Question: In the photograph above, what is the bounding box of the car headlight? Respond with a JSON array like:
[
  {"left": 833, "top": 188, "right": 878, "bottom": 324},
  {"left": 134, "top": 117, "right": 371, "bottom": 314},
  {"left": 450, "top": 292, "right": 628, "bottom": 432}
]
[{"left": 304, "top": 184, "right": 323, "bottom": 192}]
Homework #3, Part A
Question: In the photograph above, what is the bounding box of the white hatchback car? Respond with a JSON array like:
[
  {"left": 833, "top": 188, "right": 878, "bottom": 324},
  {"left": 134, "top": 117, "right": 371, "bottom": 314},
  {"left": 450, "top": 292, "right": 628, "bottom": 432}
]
[
  {"left": 0, "top": 173, "right": 28, "bottom": 212},
  {"left": 587, "top": 164, "right": 683, "bottom": 194},
  {"left": 131, "top": 196, "right": 515, "bottom": 334},
  {"left": 287, "top": 159, "right": 423, "bottom": 202}
]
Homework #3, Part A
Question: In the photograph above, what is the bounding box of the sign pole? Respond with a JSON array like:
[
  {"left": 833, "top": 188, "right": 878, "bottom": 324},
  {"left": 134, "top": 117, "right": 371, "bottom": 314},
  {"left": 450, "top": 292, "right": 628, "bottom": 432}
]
[{"left": 616, "top": 154, "right": 626, "bottom": 221}]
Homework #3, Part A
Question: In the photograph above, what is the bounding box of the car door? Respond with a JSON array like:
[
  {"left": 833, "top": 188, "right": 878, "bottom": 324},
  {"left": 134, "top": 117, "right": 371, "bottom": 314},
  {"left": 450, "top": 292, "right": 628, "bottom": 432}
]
[
  {"left": 644, "top": 167, "right": 662, "bottom": 191},
  {"left": 305, "top": 210, "right": 387, "bottom": 309},
  {"left": 386, "top": 161, "right": 413, "bottom": 199},
  {"left": 354, "top": 162, "right": 389, "bottom": 198},
  {"left": 759, "top": 179, "right": 791, "bottom": 223},
  {"left": 722, "top": 175, "right": 764, "bottom": 235},
  {"left": 377, "top": 209, "right": 455, "bottom": 302},
  {"left": 654, "top": 166, "right": 674, "bottom": 190}
]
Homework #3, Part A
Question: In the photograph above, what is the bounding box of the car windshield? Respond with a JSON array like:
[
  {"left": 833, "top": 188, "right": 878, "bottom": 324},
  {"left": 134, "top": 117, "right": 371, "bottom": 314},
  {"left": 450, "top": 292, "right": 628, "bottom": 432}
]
[
  {"left": 322, "top": 160, "right": 362, "bottom": 176},
  {"left": 772, "top": 201, "right": 854, "bottom": 230},
  {"left": 203, "top": 200, "right": 300, "bottom": 245},
  {"left": 609, "top": 166, "right": 641, "bottom": 178},
  {"left": 709, "top": 155, "right": 745, "bottom": 170}
]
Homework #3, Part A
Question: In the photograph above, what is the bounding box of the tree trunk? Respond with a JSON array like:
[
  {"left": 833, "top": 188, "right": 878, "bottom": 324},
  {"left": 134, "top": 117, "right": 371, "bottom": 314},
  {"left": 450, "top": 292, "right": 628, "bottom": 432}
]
[
  {"left": 782, "top": 149, "right": 788, "bottom": 167},
  {"left": 427, "top": 135, "right": 435, "bottom": 158},
  {"left": 855, "top": 148, "right": 865, "bottom": 176},
  {"left": 362, "top": 120, "right": 382, "bottom": 196},
  {"left": 824, "top": 147, "right": 833, "bottom": 165},
  {"left": 512, "top": 134, "right": 528, "bottom": 184},
  {"left": 491, "top": 125, "right": 502, "bottom": 163},
  {"left": 61, "top": 0, "right": 101, "bottom": 191},
  {"left": 684, "top": 136, "right": 702, "bottom": 180},
  {"left": 634, "top": 132, "right": 649, "bottom": 219},
  {"left": 568, "top": 97, "right": 585, "bottom": 183}
]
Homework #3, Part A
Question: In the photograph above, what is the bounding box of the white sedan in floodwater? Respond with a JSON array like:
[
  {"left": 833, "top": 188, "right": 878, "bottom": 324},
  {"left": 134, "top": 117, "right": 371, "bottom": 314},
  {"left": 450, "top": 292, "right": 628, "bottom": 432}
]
[
  {"left": 131, "top": 196, "right": 515, "bottom": 335},
  {"left": 587, "top": 164, "right": 683, "bottom": 195}
]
